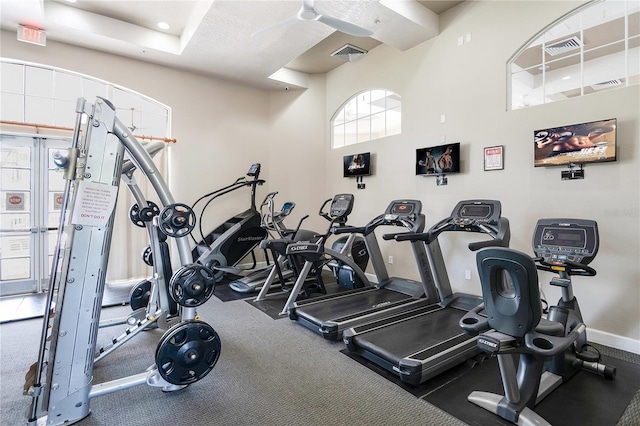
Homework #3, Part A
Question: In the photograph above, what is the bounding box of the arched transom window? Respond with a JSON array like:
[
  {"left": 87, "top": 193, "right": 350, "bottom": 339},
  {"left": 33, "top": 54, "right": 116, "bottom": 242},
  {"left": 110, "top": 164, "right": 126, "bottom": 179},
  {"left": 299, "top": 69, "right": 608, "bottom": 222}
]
[
  {"left": 331, "top": 89, "right": 401, "bottom": 148},
  {"left": 509, "top": 0, "right": 639, "bottom": 110}
]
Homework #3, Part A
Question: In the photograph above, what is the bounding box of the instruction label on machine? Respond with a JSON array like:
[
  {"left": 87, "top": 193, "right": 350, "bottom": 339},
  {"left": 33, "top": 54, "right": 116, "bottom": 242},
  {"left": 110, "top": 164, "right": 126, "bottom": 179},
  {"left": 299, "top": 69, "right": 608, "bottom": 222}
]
[{"left": 71, "top": 181, "right": 118, "bottom": 227}]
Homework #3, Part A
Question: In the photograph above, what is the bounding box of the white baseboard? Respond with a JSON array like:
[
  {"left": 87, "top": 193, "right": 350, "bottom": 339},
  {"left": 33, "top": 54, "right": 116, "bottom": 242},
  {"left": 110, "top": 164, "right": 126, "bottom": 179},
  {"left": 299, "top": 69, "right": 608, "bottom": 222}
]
[{"left": 588, "top": 329, "right": 640, "bottom": 354}]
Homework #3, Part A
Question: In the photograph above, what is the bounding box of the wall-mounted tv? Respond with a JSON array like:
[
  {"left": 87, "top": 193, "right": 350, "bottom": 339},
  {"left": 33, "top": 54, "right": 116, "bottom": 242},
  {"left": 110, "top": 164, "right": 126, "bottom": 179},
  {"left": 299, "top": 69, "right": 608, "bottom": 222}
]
[
  {"left": 343, "top": 152, "right": 371, "bottom": 177},
  {"left": 534, "top": 118, "right": 617, "bottom": 167},
  {"left": 416, "top": 142, "right": 461, "bottom": 175}
]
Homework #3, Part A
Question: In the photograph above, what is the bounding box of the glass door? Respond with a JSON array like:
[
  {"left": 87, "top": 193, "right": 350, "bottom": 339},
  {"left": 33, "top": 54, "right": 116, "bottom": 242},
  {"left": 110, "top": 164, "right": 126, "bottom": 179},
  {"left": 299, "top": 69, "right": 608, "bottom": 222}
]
[{"left": 0, "top": 134, "right": 70, "bottom": 296}]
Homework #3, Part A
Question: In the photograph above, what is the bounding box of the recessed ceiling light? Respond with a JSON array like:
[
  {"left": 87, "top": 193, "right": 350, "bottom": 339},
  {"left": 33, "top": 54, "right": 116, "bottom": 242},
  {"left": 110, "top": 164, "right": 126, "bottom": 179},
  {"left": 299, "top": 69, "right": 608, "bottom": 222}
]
[
  {"left": 157, "top": 22, "right": 170, "bottom": 30},
  {"left": 66, "top": 0, "right": 77, "bottom": 3},
  {"left": 562, "top": 76, "right": 572, "bottom": 80}
]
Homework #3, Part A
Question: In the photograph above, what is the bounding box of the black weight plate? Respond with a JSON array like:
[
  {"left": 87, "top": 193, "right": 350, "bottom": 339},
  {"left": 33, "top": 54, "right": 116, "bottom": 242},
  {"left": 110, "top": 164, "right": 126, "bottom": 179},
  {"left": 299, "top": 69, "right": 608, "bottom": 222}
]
[
  {"left": 129, "top": 279, "right": 152, "bottom": 310},
  {"left": 156, "top": 320, "right": 221, "bottom": 385}
]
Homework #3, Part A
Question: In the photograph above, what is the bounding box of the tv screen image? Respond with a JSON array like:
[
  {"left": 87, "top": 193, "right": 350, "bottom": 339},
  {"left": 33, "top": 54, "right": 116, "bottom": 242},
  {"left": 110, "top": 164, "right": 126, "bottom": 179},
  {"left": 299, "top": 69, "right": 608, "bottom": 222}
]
[
  {"left": 534, "top": 118, "right": 616, "bottom": 167},
  {"left": 343, "top": 152, "right": 371, "bottom": 177},
  {"left": 416, "top": 142, "right": 460, "bottom": 175}
]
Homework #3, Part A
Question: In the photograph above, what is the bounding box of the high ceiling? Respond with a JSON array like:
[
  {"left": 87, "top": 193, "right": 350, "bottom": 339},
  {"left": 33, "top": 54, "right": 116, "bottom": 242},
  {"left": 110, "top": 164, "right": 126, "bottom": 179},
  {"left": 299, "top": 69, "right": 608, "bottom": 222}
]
[{"left": 0, "top": 0, "right": 463, "bottom": 90}]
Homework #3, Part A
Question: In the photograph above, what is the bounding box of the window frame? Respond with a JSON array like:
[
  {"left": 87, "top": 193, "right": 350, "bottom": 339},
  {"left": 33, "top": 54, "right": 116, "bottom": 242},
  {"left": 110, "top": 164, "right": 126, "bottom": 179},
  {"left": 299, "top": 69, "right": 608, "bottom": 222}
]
[{"left": 331, "top": 89, "right": 401, "bottom": 149}]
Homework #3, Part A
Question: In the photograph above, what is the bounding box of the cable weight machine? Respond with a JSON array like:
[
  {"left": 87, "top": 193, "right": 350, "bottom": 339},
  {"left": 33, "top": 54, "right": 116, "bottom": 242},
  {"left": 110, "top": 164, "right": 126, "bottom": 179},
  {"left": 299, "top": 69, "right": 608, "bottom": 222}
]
[{"left": 24, "top": 97, "right": 221, "bottom": 426}]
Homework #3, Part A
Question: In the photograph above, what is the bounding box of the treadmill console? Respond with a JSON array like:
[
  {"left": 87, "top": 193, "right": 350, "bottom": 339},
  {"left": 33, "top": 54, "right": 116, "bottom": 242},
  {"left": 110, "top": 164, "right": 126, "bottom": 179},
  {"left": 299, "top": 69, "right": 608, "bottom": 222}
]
[
  {"left": 330, "top": 194, "right": 355, "bottom": 219},
  {"left": 451, "top": 200, "right": 501, "bottom": 227},
  {"left": 247, "top": 163, "right": 261, "bottom": 177},
  {"left": 383, "top": 200, "right": 422, "bottom": 223},
  {"left": 532, "top": 218, "right": 598, "bottom": 265}
]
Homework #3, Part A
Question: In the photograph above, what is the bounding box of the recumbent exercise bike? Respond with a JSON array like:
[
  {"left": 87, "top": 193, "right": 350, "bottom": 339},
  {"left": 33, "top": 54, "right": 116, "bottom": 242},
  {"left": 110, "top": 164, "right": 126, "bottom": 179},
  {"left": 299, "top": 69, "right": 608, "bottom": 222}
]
[{"left": 460, "top": 218, "right": 615, "bottom": 426}]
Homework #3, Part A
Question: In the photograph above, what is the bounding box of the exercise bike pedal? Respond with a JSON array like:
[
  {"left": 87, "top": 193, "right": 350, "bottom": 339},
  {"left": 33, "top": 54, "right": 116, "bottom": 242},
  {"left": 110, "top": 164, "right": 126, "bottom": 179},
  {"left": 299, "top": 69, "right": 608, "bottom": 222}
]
[{"left": 575, "top": 346, "right": 600, "bottom": 363}]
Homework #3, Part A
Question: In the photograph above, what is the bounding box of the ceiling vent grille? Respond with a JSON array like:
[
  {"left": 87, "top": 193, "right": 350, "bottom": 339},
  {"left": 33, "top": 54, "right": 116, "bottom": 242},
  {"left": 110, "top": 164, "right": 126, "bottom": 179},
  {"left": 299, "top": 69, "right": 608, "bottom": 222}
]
[
  {"left": 544, "top": 36, "right": 583, "bottom": 56},
  {"left": 591, "top": 79, "right": 623, "bottom": 90},
  {"left": 331, "top": 44, "right": 368, "bottom": 62}
]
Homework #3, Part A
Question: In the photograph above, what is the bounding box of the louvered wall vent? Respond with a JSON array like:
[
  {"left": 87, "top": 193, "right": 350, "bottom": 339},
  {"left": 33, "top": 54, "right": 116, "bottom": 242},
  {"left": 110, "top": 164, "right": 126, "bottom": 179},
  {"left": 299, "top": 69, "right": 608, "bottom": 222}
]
[
  {"left": 544, "top": 36, "right": 583, "bottom": 56},
  {"left": 591, "top": 79, "right": 623, "bottom": 90},
  {"left": 330, "top": 44, "right": 368, "bottom": 62}
]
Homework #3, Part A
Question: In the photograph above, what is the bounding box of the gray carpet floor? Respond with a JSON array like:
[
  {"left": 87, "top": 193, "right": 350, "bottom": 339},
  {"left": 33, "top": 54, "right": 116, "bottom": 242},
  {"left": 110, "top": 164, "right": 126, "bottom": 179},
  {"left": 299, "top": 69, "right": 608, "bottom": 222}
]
[{"left": 1, "top": 293, "right": 638, "bottom": 426}]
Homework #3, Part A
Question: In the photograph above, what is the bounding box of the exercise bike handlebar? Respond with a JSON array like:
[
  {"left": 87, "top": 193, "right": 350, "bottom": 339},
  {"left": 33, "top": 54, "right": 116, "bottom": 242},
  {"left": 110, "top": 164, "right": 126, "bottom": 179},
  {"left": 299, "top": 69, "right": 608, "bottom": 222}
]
[{"left": 535, "top": 258, "right": 597, "bottom": 277}]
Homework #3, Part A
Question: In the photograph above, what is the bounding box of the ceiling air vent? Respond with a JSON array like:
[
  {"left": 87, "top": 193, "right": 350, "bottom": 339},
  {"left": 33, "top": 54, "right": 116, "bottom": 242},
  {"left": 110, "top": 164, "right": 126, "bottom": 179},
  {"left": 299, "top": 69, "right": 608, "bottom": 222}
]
[
  {"left": 331, "top": 44, "right": 368, "bottom": 62},
  {"left": 591, "top": 79, "right": 623, "bottom": 90},
  {"left": 544, "top": 36, "right": 583, "bottom": 56}
]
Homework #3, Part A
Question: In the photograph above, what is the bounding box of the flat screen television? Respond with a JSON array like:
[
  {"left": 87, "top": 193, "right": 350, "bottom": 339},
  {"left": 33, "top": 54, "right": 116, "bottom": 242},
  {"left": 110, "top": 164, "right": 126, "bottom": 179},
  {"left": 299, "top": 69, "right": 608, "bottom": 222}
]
[
  {"left": 416, "top": 142, "right": 461, "bottom": 175},
  {"left": 343, "top": 152, "right": 371, "bottom": 177},
  {"left": 534, "top": 118, "right": 616, "bottom": 167}
]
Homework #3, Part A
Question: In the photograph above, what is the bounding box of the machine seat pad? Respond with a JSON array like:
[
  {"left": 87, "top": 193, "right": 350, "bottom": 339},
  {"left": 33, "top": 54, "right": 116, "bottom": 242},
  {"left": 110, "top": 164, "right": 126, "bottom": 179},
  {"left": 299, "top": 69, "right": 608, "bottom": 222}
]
[{"left": 534, "top": 318, "right": 565, "bottom": 337}]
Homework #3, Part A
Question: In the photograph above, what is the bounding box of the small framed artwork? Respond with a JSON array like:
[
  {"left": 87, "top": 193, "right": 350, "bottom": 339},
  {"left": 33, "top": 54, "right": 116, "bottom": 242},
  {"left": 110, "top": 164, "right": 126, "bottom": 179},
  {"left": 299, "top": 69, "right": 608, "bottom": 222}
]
[{"left": 484, "top": 145, "right": 504, "bottom": 171}]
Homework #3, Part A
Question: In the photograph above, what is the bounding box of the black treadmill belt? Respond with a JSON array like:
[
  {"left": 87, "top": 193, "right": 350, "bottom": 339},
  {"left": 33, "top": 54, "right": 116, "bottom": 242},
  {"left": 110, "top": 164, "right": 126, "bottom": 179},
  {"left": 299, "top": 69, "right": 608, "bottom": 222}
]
[
  {"left": 354, "top": 307, "right": 467, "bottom": 364},
  {"left": 297, "top": 289, "right": 412, "bottom": 324}
]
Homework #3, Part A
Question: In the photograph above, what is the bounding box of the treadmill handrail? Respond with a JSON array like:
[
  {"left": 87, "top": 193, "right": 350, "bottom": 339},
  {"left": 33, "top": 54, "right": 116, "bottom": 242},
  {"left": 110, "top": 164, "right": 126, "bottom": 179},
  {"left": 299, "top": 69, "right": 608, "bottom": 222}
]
[
  {"left": 334, "top": 212, "right": 423, "bottom": 238},
  {"left": 468, "top": 218, "right": 511, "bottom": 251},
  {"left": 393, "top": 217, "right": 510, "bottom": 249}
]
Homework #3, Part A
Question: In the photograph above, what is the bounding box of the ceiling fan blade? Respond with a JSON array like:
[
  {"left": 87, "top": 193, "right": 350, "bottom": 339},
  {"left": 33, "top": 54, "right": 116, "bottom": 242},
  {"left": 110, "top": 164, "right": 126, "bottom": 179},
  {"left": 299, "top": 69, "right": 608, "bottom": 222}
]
[
  {"left": 251, "top": 16, "right": 298, "bottom": 37},
  {"left": 317, "top": 14, "right": 373, "bottom": 37}
]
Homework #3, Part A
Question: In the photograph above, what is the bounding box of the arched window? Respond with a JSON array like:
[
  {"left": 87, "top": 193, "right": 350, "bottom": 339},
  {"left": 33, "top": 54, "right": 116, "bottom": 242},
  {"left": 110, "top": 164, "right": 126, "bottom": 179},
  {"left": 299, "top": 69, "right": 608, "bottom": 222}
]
[
  {"left": 508, "top": 0, "right": 639, "bottom": 110},
  {"left": 0, "top": 58, "right": 170, "bottom": 136},
  {"left": 331, "top": 89, "right": 401, "bottom": 148}
]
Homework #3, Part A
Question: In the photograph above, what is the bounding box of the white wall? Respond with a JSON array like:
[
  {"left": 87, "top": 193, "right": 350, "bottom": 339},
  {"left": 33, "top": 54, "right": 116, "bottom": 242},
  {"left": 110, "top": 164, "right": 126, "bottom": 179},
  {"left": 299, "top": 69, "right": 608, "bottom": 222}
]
[
  {"left": 324, "top": 1, "right": 639, "bottom": 350},
  {"left": 267, "top": 74, "right": 329, "bottom": 233}
]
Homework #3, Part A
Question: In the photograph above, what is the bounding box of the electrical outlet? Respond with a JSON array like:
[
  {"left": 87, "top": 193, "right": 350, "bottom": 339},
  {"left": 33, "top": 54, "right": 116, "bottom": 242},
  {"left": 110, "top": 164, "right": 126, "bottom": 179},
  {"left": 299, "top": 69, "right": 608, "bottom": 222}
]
[
  {"left": 388, "top": 256, "right": 394, "bottom": 264},
  {"left": 465, "top": 269, "right": 471, "bottom": 280}
]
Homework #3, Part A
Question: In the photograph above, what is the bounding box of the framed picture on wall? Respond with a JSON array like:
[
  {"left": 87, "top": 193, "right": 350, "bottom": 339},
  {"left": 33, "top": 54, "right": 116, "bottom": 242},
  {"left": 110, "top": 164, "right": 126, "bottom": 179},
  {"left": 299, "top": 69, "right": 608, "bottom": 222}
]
[{"left": 484, "top": 145, "right": 504, "bottom": 171}]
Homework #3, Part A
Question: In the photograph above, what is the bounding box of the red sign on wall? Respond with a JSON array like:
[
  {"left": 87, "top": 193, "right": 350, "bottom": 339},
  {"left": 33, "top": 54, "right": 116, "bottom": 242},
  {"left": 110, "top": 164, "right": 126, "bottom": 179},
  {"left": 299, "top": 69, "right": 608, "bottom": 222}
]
[{"left": 17, "top": 24, "right": 46, "bottom": 46}]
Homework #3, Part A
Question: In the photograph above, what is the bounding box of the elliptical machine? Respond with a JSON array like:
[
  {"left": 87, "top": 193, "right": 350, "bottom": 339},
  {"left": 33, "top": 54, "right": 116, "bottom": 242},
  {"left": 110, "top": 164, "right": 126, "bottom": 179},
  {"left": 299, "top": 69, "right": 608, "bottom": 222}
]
[
  {"left": 460, "top": 218, "right": 615, "bottom": 426},
  {"left": 191, "top": 163, "right": 267, "bottom": 281},
  {"left": 229, "top": 191, "right": 316, "bottom": 294},
  {"left": 254, "top": 194, "right": 370, "bottom": 316}
]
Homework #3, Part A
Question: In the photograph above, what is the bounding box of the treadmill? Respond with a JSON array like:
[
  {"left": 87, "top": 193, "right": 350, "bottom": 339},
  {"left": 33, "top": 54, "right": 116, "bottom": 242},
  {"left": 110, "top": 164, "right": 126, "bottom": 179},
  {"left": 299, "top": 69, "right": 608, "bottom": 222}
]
[
  {"left": 289, "top": 199, "right": 439, "bottom": 340},
  {"left": 343, "top": 200, "right": 510, "bottom": 386}
]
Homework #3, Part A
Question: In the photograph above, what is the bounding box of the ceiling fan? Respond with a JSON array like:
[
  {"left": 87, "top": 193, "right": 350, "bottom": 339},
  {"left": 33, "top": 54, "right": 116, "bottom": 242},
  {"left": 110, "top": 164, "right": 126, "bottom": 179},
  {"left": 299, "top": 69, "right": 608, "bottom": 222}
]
[{"left": 252, "top": 0, "right": 373, "bottom": 38}]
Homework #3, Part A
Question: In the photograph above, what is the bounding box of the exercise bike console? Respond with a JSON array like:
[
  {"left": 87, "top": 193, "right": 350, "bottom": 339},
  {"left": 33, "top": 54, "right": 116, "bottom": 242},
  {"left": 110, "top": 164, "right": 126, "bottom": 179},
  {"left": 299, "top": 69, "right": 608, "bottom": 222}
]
[{"left": 532, "top": 218, "right": 598, "bottom": 266}]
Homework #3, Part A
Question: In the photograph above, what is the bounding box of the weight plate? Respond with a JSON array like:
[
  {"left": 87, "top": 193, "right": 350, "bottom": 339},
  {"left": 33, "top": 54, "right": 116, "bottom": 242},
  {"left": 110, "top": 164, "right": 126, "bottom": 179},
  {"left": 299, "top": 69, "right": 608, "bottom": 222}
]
[
  {"left": 129, "top": 279, "right": 152, "bottom": 311},
  {"left": 169, "top": 264, "right": 216, "bottom": 307},
  {"left": 158, "top": 203, "right": 196, "bottom": 238},
  {"left": 155, "top": 320, "right": 221, "bottom": 385},
  {"left": 129, "top": 201, "right": 160, "bottom": 227},
  {"left": 141, "top": 245, "right": 154, "bottom": 266}
]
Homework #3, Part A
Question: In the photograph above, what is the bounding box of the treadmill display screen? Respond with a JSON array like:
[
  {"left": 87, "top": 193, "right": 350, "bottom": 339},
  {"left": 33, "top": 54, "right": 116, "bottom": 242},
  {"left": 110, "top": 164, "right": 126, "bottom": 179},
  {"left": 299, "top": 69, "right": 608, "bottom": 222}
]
[
  {"left": 539, "top": 227, "right": 586, "bottom": 249},
  {"left": 390, "top": 203, "right": 415, "bottom": 216},
  {"left": 458, "top": 204, "right": 492, "bottom": 219}
]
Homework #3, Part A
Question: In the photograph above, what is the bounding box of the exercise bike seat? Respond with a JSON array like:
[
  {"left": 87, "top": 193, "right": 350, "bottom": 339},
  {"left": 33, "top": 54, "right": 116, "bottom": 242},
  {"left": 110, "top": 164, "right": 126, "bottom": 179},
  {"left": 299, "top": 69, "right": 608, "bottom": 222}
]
[{"left": 534, "top": 317, "right": 565, "bottom": 337}]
